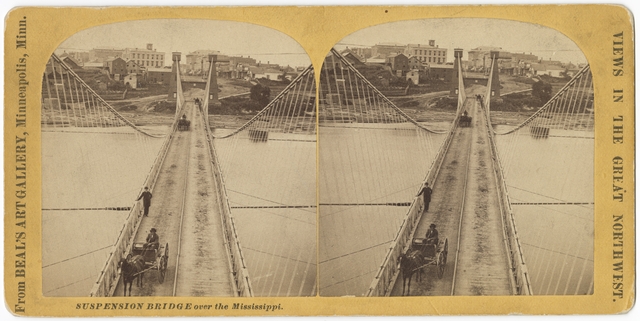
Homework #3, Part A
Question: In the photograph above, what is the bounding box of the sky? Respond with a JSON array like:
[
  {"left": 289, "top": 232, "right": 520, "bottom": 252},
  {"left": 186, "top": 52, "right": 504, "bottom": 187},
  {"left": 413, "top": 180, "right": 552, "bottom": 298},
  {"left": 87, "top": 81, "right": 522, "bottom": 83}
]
[
  {"left": 56, "top": 19, "right": 312, "bottom": 68},
  {"left": 335, "top": 18, "right": 588, "bottom": 65}
]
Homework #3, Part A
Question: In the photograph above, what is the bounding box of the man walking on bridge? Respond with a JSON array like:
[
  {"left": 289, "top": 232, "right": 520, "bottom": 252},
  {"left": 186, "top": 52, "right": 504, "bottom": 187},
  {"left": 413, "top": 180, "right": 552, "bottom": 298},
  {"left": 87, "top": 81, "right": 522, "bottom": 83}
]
[
  {"left": 417, "top": 182, "right": 432, "bottom": 212},
  {"left": 137, "top": 187, "right": 153, "bottom": 217}
]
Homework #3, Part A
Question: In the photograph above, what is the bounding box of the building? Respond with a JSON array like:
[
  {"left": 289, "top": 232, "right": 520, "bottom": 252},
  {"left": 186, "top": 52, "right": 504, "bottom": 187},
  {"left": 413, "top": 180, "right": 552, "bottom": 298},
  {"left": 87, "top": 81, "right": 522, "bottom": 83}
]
[
  {"left": 126, "top": 60, "right": 144, "bottom": 75},
  {"left": 60, "top": 51, "right": 91, "bottom": 64},
  {"left": 371, "top": 43, "right": 406, "bottom": 59},
  {"left": 406, "top": 69, "right": 420, "bottom": 85},
  {"left": 185, "top": 50, "right": 221, "bottom": 72},
  {"left": 104, "top": 57, "right": 127, "bottom": 78},
  {"left": 123, "top": 44, "right": 165, "bottom": 68},
  {"left": 531, "top": 63, "right": 565, "bottom": 78},
  {"left": 251, "top": 67, "right": 282, "bottom": 80},
  {"left": 405, "top": 40, "right": 448, "bottom": 64},
  {"left": 429, "top": 64, "right": 453, "bottom": 81},
  {"left": 89, "top": 47, "right": 125, "bottom": 62},
  {"left": 341, "top": 49, "right": 365, "bottom": 66},
  {"left": 62, "top": 57, "right": 82, "bottom": 69},
  {"left": 386, "top": 53, "right": 409, "bottom": 75},
  {"left": 467, "top": 46, "right": 502, "bottom": 71},
  {"left": 408, "top": 56, "right": 426, "bottom": 71},
  {"left": 123, "top": 74, "right": 138, "bottom": 89},
  {"left": 146, "top": 67, "right": 172, "bottom": 84},
  {"left": 339, "top": 47, "right": 372, "bottom": 60}
]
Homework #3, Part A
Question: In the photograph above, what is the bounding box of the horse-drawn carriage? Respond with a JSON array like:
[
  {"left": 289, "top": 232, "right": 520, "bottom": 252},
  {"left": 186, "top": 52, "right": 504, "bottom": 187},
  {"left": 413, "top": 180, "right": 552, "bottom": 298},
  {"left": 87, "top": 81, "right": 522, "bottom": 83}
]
[
  {"left": 119, "top": 242, "right": 169, "bottom": 296},
  {"left": 398, "top": 237, "right": 449, "bottom": 295},
  {"left": 411, "top": 237, "right": 449, "bottom": 278},
  {"left": 458, "top": 115, "right": 472, "bottom": 127},
  {"left": 178, "top": 118, "right": 191, "bottom": 131}
]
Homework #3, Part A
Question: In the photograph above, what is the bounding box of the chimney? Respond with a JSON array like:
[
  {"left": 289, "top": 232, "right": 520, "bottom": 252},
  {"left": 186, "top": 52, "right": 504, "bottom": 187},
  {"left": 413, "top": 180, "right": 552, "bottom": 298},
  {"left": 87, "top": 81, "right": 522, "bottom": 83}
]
[{"left": 147, "top": 43, "right": 153, "bottom": 50}]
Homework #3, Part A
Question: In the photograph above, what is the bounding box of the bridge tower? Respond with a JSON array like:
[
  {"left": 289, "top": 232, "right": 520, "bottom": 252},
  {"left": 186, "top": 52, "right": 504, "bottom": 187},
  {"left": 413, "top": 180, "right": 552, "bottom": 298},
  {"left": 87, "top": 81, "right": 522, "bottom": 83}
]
[
  {"left": 449, "top": 48, "right": 464, "bottom": 98},
  {"left": 489, "top": 50, "right": 501, "bottom": 98},
  {"left": 207, "top": 54, "right": 222, "bottom": 109},
  {"left": 168, "top": 52, "right": 182, "bottom": 102}
]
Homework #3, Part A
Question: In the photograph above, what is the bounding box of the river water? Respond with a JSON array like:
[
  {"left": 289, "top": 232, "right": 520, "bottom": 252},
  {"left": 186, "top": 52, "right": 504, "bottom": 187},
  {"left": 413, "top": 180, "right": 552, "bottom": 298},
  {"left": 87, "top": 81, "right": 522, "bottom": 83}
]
[
  {"left": 318, "top": 122, "right": 593, "bottom": 296},
  {"left": 41, "top": 120, "right": 593, "bottom": 297},
  {"left": 213, "top": 129, "right": 317, "bottom": 296},
  {"left": 42, "top": 127, "right": 167, "bottom": 296},
  {"left": 495, "top": 125, "right": 594, "bottom": 295},
  {"left": 318, "top": 122, "right": 449, "bottom": 296}
]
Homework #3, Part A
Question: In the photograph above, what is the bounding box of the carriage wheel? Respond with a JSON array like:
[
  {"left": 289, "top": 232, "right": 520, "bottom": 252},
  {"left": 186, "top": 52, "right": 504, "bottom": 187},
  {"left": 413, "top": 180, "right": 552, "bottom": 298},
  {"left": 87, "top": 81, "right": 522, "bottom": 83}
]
[
  {"left": 158, "top": 258, "right": 166, "bottom": 283},
  {"left": 442, "top": 239, "right": 449, "bottom": 265},
  {"left": 437, "top": 253, "right": 445, "bottom": 279},
  {"left": 158, "top": 243, "right": 169, "bottom": 283}
]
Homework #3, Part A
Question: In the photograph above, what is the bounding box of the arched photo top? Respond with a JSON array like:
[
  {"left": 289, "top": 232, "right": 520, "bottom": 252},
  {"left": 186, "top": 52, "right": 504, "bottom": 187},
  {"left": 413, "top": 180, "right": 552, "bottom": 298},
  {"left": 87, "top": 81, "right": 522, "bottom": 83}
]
[
  {"left": 56, "top": 19, "right": 311, "bottom": 69},
  {"left": 334, "top": 18, "right": 587, "bottom": 68}
]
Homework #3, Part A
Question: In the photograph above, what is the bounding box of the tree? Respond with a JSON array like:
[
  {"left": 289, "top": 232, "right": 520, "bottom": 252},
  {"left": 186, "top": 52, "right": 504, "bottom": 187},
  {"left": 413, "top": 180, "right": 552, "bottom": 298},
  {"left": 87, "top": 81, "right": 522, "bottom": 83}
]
[
  {"left": 531, "top": 80, "right": 553, "bottom": 106},
  {"left": 250, "top": 83, "right": 271, "bottom": 107}
]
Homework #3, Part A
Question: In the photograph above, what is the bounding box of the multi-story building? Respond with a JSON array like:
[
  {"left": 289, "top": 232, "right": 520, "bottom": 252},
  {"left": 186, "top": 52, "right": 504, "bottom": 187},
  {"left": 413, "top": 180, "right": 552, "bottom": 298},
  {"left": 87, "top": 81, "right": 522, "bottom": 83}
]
[
  {"left": 408, "top": 56, "right": 426, "bottom": 71},
  {"left": 185, "top": 50, "right": 221, "bottom": 72},
  {"left": 467, "top": 46, "right": 503, "bottom": 71},
  {"left": 104, "top": 57, "right": 127, "bottom": 78},
  {"left": 126, "top": 60, "right": 144, "bottom": 75},
  {"left": 405, "top": 40, "right": 448, "bottom": 64},
  {"left": 146, "top": 67, "right": 173, "bottom": 85},
  {"left": 123, "top": 44, "right": 165, "bottom": 68},
  {"left": 386, "top": 53, "right": 410, "bottom": 75}
]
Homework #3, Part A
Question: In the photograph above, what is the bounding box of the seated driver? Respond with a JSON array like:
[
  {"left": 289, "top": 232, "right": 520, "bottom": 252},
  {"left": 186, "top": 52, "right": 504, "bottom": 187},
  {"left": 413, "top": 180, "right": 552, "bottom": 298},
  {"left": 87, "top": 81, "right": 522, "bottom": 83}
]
[
  {"left": 181, "top": 114, "right": 187, "bottom": 120},
  {"left": 144, "top": 228, "right": 159, "bottom": 250},
  {"left": 425, "top": 223, "right": 439, "bottom": 246}
]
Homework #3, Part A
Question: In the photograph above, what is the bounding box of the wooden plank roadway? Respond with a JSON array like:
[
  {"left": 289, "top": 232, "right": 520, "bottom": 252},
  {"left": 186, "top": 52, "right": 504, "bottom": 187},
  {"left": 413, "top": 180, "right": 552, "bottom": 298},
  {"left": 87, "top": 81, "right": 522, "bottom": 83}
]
[
  {"left": 114, "top": 91, "right": 235, "bottom": 297},
  {"left": 391, "top": 86, "right": 512, "bottom": 296}
]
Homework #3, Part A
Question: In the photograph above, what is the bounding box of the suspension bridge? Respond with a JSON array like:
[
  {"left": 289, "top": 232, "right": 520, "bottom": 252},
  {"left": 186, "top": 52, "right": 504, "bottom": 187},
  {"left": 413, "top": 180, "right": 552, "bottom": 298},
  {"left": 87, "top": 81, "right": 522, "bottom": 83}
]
[
  {"left": 318, "top": 48, "right": 593, "bottom": 297},
  {"left": 40, "top": 47, "right": 593, "bottom": 298},
  {"left": 41, "top": 52, "right": 316, "bottom": 297}
]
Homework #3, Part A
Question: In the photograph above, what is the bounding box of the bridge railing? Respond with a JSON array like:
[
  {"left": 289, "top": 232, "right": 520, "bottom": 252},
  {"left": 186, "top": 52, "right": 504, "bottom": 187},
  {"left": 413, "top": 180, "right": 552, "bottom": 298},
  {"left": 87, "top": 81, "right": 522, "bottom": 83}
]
[
  {"left": 366, "top": 109, "right": 460, "bottom": 296},
  {"left": 478, "top": 97, "right": 533, "bottom": 295},
  {"left": 200, "top": 69, "right": 253, "bottom": 296},
  {"left": 89, "top": 121, "right": 178, "bottom": 297},
  {"left": 203, "top": 125, "right": 254, "bottom": 297}
]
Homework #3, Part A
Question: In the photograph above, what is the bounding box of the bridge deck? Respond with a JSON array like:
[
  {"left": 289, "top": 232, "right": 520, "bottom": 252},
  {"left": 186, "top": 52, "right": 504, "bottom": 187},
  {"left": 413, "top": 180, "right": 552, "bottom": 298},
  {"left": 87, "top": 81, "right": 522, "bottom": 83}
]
[
  {"left": 114, "top": 94, "right": 235, "bottom": 297},
  {"left": 391, "top": 87, "right": 512, "bottom": 296}
]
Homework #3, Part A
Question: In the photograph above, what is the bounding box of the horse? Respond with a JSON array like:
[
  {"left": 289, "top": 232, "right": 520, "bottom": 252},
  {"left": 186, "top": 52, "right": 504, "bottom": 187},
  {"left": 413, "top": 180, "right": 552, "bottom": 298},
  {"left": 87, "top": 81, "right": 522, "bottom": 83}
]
[
  {"left": 398, "top": 250, "right": 425, "bottom": 296},
  {"left": 119, "top": 254, "right": 145, "bottom": 296}
]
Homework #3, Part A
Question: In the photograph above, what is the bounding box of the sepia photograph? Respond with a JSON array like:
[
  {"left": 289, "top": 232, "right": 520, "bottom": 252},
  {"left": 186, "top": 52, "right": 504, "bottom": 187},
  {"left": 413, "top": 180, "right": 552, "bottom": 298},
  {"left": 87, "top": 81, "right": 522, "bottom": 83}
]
[
  {"left": 318, "top": 18, "right": 593, "bottom": 297},
  {"left": 2, "top": 4, "right": 634, "bottom": 317},
  {"left": 40, "top": 19, "right": 316, "bottom": 297}
]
